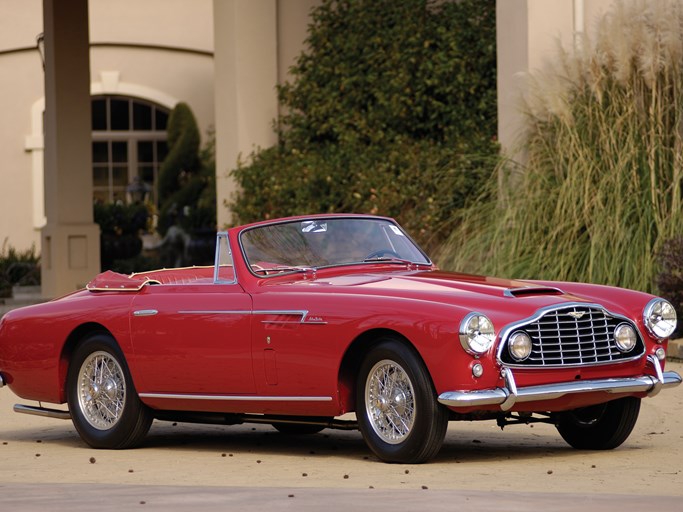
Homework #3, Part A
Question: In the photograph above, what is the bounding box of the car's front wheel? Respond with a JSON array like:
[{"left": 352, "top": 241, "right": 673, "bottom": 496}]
[
  {"left": 356, "top": 338, "right": 448, "bottom": 463},
  {"left": 556, "top": 397, "right": 641, "bottom": 450},
  {"left": 67, "top": 332, "right": 153, "bottom": 449}
]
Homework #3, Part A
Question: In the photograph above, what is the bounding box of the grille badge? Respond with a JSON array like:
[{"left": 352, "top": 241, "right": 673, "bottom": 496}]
[{"left": 568, "top": 311, "right": 585, "bottom": 319}]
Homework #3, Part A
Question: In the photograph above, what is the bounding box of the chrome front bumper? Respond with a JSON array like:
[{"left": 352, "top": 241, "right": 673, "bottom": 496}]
[{"left": 438, "top": 355, "right": 682, "bottom": 412}]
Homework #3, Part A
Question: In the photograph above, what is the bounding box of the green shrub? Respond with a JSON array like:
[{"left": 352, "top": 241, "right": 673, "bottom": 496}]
[
  {"left": 94, "top": 202, "right": 149, "bottom": 235},
  {"left": 230, "top": 0, "right": 498, "bottom": 249},
  {"left": 94, "top": 202, "right": 149, "bottom": 270},
  {"left": 157, "top": 104, "right": 216, "bottom": 236},
  {"left": 656, "top": 237, "right": 683, "bottom": 337},
  {"left": 235, "top": 138, "right": 496, "bottom": 250},
  {"left": 0, "top": 240, "right": 40, "bottom": 298},
  {"left": 437, "top": 1, "right": 683, "bottom": 293},
  {"left": 157, "top": 102, "right": 201, "bottom": 205}
]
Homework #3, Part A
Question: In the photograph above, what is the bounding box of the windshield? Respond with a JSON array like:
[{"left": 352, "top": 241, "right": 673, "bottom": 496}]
[{"left": 240, "top": 217, "right": 430, "bottom": 275}]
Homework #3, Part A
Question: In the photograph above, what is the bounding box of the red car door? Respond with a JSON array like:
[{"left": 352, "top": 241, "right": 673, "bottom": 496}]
[{"left": 128, "top": 282, "right": 255, "bottom": 395}]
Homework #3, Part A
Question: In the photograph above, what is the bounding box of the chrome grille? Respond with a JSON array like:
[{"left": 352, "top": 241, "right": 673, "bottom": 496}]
[{"left": 499, "top": 305, "right": 644, "bottom": 367}]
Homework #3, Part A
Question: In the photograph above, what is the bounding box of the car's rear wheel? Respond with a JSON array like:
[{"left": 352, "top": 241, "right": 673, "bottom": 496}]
[
  {"left": 556, "top": 397, "right": 641, "bottom": 450},
  {"left": 356, "top": 338, "right": 448, "bottom": 463},
  {"left": 67, "top": 332, "right": 153, "bottom": 449}
]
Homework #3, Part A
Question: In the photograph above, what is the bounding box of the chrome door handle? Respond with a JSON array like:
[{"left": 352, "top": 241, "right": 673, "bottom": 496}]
[{"left": 133, "top": 309, "right": 158, "bottom": 317}]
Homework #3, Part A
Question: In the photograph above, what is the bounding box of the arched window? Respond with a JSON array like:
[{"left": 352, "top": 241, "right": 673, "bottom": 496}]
[{"left": 91, "top": 96, "right": 169, "bottom": 204}]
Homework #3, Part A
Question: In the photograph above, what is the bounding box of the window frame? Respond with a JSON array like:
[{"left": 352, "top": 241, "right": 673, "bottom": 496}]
[{"left": 91, "top": 95, "right": 169, "bottom": 205}]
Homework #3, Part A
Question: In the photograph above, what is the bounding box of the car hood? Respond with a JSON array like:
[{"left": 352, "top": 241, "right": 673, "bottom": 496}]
[
  {"left": 296, "top": 269, "right": 565, "bottom": 298},
  {"left": 272, "top": 268, "right": 648, "bottom": 325}
]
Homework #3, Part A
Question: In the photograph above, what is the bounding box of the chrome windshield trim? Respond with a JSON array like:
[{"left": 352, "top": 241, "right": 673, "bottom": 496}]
[
  {"left": 238, "top": 215, "right": 432, "bottom": 279},
  {"left": 214, "top": 231, "right": 238, "bottom": 285},
  {"left": 438, "top": 366, "right": 682, "bottom": 410},
  {"left": 139, "top": 393, "right": 333, "bottom": 402}
]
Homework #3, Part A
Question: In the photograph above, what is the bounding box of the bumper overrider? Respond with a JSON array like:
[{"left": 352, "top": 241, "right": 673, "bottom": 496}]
[{"left": 438, "top": 355, "right": 682, "bottom": 412}]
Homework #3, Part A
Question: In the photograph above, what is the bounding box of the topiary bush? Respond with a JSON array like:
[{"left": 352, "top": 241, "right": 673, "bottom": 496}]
[
  {"left": 157, "top": 103, "right": 216, "bottom": 237},
  {"left": 230, "top": 0, "right": 498, "bottom": 250},
  {"left": 157, "top": 102, "right": 201, "bottom": 206},
  {"left": 94, "top": 201, "right": 149, "bottom": 270}
]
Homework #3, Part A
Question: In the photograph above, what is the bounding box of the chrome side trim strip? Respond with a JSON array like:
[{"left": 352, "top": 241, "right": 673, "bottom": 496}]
[
  {"left": 255, "top": 310, "right": 328, "bottom": 325},
  {"left": 175, "top": 309, "right": 327, "bottom": 324},
  {"left": 255, "top": 309, "right": 308, "bottom": 317},
  {"left": 260, "top": 320, "right": 329, "bottom": 325},
  {"left": 133, "top": 309, "right": 158, "bottom": 317},
  {"left": 177, "top": 310, "right": 250, "bottom": 315},
  {"left": 438, "top": 368, "right": 682, "bottom": 410},
  {"left": 139, "top": 393, "right": 333, "bottom": 402},
  {"left": 177, "top": 310, "right": 305, "bottom": 316},
  {"left": 14, "top": 404, "right": 71, "bottom": 420}
]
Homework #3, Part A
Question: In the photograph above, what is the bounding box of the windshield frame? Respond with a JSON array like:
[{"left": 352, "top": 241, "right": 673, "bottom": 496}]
[{"left": 237, "top": 215, "right": 432, "bottom": 278}]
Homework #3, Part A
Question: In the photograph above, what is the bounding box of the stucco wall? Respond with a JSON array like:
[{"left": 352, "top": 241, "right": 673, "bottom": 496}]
[
  {"left": 0, "top": 0, "right": 45, "bottom": 251},
  {"left": 3, "top": 0, "right": 633, "bottom": 255},
  {"left": 0, "top": 0, "right": 215, "bottom": 252},
  {"left": 496, "top": 0, "right": 618, "bottom": 155}
]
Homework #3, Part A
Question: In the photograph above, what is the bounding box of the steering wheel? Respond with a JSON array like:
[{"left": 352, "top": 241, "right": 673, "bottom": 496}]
[{"left": 364, "top": 249, "right": 402, "bottom": 260}]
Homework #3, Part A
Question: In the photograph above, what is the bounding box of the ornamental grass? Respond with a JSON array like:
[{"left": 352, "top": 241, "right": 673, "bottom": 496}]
[{"left": 437, "top": 0, "right": 683, "bottom": 294}]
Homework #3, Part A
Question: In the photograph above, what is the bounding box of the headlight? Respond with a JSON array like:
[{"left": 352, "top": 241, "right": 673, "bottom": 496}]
[
  {"left": 459, "top": 313, "right": 495, "bottom": 355},
  {"left": 643, "top": 299, "right": 677, "bottom": 339},
  {"left": 614, "top": 323, "right": 637, "bottom": 352},
  {"left": 508, "top": 331, "right": 532, "bottom": 361}
]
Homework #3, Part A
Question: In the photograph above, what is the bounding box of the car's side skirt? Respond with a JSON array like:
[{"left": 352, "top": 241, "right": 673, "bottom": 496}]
[{"left": 138, "top": 393, "right": 333, "bottom": 402}]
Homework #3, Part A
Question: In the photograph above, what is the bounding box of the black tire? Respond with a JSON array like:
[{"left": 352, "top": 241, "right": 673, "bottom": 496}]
[
  {"left": 67, "top": 332, "right": 153, "bottom": 449},
  {"left": 556, "top": 397, "right": 641, "bottom": 450},
  {"left": 356, "top": 337, "right": 448, "bottom": 463},
  {"left": 271, "top": 423, "right": 326, "bottom": 435}
]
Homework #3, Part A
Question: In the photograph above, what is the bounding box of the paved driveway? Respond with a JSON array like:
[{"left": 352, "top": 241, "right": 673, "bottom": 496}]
[{"left": 1, "top": 361, "right": 682, "bottom": 511}]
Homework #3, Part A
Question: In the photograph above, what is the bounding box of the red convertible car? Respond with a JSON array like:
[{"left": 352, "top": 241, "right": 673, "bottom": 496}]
[{"left": 0, "top": 214, "right": 680, "bottom": 463}]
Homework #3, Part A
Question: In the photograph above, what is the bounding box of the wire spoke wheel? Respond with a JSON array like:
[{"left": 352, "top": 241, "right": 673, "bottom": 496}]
[
  {"left": 365, "top": 360, "right": 416, "bottom": 444},
  {"left": 77, "top": 351, "right": 126, "bottom": 430},
  {"left": 67, "top": 332, "right": 153, "bottom": 449},
  {"left": 356, "top": 338, "right": 448, "bottom": 463}
]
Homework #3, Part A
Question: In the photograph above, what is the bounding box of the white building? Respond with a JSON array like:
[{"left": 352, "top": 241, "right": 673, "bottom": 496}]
[{"left": 0, "top": 0, "right": 619, "bottom": 296}]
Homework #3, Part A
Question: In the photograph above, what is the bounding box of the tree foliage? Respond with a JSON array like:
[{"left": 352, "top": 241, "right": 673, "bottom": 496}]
[
  {"left": 230, "top": 0, "right": 498, "bottom": 249},
  {"left": 157, "top": 103, "right": 216, "bottom": 235}
]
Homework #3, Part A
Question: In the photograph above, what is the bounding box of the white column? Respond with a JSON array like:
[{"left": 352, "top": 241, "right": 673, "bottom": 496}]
[
  {"left": 213, "top": 0, "right": 279, "bottom": 229},
  {"left": 496, "top": 0, "right": 574, "bottom": 156},
  {"left": 41, "top": 0, "right": 100, "bottom": 297}
]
